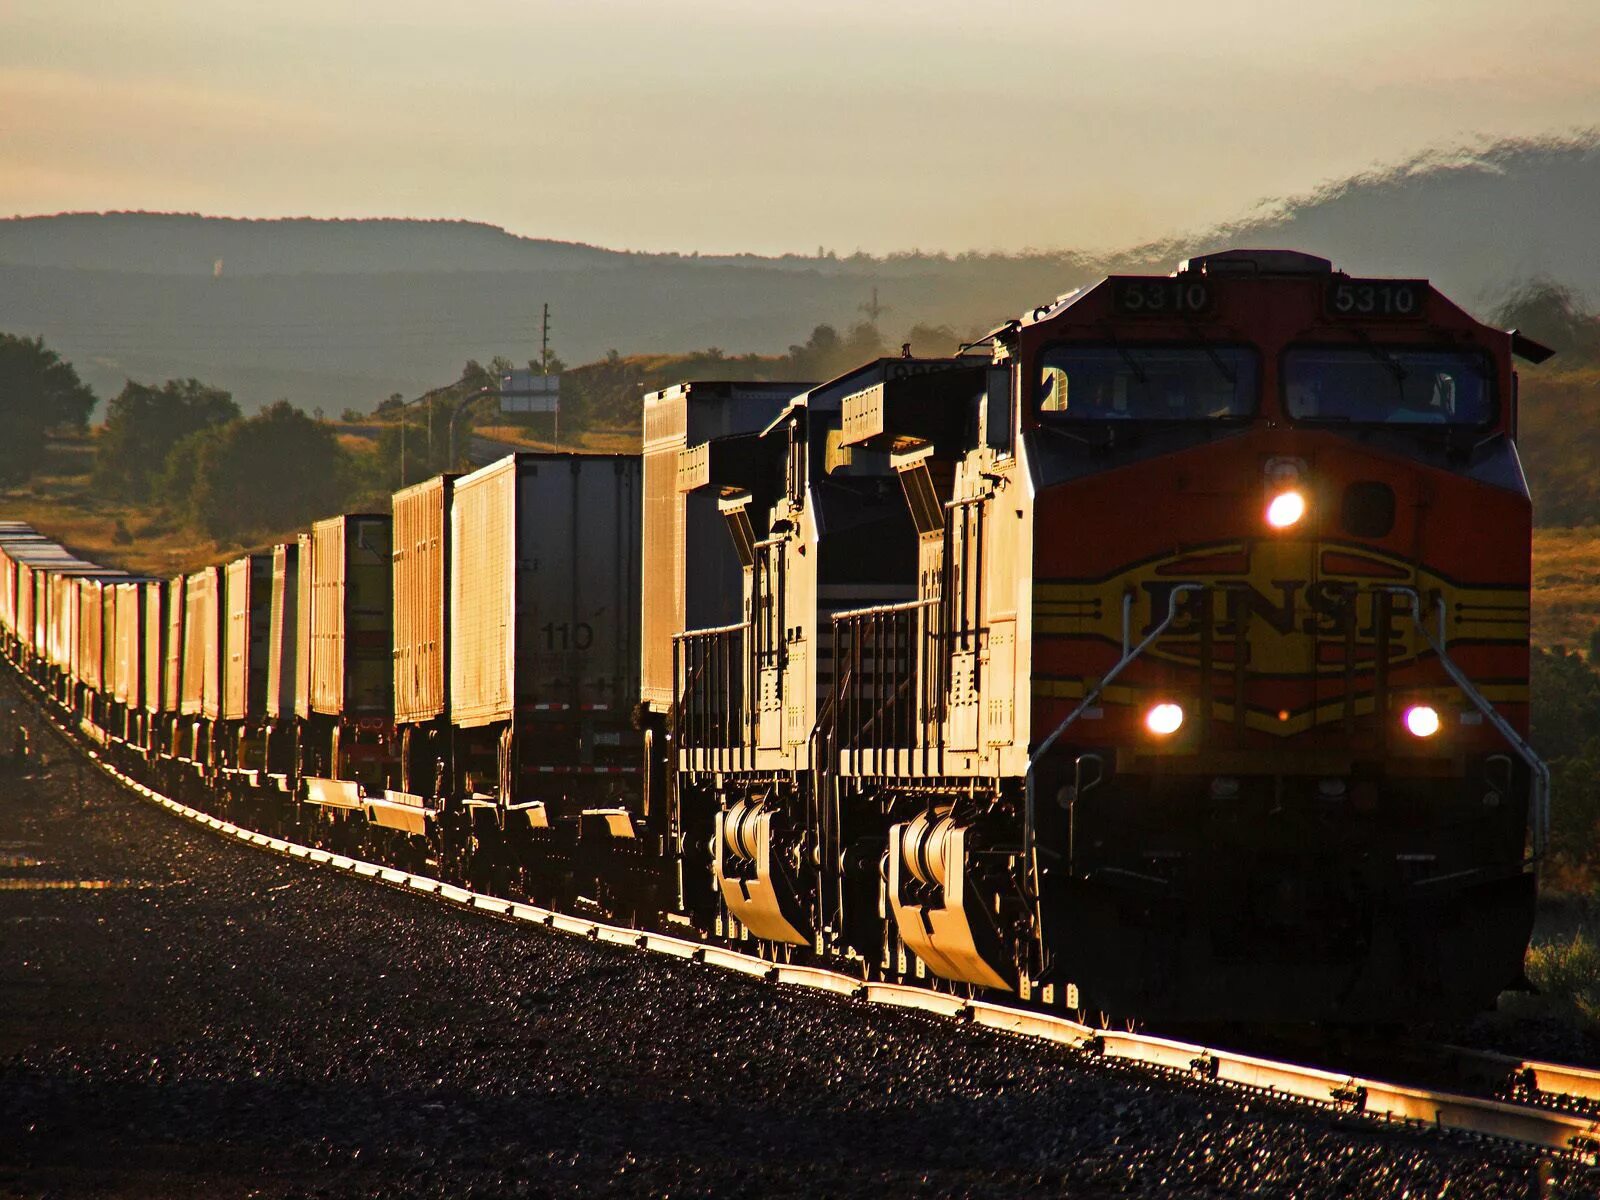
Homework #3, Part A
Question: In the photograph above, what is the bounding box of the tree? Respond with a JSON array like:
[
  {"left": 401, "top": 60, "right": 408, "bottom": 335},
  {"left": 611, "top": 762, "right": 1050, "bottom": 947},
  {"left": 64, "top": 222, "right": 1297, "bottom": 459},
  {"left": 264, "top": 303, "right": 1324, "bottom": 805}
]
[
  {"left": 1492, "top": 279, "right": 1600, "bottom": 365},
  {"left": 163, "top": 402, "right": 353, "bottom": 540},
  {"left": 94, "top": 377, "right": 239, "bottom": 500},
  {"left": 784, "top": 322, "right": 886, "bottom": 381},
  {"left": 902, "top": 322, "right": 963, "bottom": 357},
  {"left": 0, "top": 333, "right": 95, "bottom": 484}
]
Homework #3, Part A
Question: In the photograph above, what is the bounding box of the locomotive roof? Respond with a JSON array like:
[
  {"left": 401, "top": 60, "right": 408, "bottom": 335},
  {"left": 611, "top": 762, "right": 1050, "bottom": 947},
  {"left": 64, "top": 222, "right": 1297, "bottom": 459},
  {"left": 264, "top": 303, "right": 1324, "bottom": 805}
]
[
  {"left": 759, "top": 355, "right": 988, "bottom": 437},
  {"left": 984, "top": 246, "right": 1554, "bottom": 364}
]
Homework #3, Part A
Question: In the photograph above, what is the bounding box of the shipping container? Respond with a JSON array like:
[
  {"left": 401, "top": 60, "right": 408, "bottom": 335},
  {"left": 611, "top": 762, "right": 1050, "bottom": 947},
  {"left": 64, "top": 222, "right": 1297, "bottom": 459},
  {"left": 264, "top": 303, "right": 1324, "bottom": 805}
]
[
  {"left": 639, "top": 382, "right": 808, "bottom": 709},
  {"left": 142, "top": 579, "right": 167, "bottom": 715},
  {"left": 392, "top": 474, "right": 456, "bottom": 726},
  {"left": 294, "top": 532, "right": 313, "bottom": 718},
  {"left": 48, "top": 572, "right": 74, "bottom": 670},
  {"left": 180, "top": 567, "right": 222, "bottom": 719},
  {"left": 76, "top": 577, "right": 106, "bottom": 692},
  {"left": 114, "top": 580, "right": 146, "bottom": 710},
  {"left": 266, "top": 542, "right": 299, "bottom": 720},
  {"left": 103, "top": 585, "right": 119, "bottom": 706},
  {"left": 309, "top": 514, "right": 392, "bottom": 717},
  {"left": 0, "top": 531, "right": 47, "bottom": 640},
  {"left": 12, "top": 550, "right": 83, "bottom": 661},
  {"left": 451, "top": 453, "right": 641, "bottom": 728},
  {"left": 79, "top": 573, "right": 130, "bottom": 695},
  {"left": 50, "top": 565, "right": 120, "bottom": 675},
  {"left": 223, "top": 553, "right": 273, "bottom": 721},
  {"left": 162, "top": 575, "right": 185, "bottom": 717}
]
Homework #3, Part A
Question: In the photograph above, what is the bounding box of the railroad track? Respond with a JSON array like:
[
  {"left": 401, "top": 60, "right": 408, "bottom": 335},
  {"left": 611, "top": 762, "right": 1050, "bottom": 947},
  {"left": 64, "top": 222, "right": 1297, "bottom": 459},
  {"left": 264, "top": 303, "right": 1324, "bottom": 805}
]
[
  {"left": 7, "top": 681, "right": 1590, "bottom": 1171},
  {"left": 9, "top": 656, "right": 1598, "bottom": 1164}
]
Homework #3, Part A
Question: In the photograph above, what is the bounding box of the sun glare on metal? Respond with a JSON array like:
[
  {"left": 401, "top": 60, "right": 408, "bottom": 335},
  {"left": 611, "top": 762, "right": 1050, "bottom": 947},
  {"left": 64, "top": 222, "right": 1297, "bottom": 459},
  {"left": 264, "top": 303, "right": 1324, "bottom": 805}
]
[
  {"left": 1145, "top": 703, "right": 1184, "bottom": 736},
  {"left": 1266, "top": 490, "right": 1306, "bottom": 529},
  {"left": 1404, "top": 705, "right": 1441, "bottom": 738}
]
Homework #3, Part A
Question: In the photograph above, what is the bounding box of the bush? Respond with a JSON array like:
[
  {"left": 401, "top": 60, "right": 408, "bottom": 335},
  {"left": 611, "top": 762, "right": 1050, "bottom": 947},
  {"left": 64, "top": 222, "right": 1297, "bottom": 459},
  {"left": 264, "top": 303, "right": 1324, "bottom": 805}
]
[
  {"left": 161, "top": 401, "right": 353, "bottom": 540},
  {"left": 94, "top": 378, "right": 238, "bottom": 501},
  {"left": 1523, "top": 930, "right": 1600, "bottom": 1027},
  {"left": 1532, "top": 648, "right": 1600, "bottom": 871}
]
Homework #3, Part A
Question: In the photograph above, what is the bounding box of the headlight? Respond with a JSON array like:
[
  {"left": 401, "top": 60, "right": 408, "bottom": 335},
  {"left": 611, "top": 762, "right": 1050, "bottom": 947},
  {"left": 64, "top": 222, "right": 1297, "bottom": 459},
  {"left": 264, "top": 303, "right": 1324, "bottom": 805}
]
[
  {"left": 1145, "top": 702, "right": 1184, "bottom": 736},
  {"left": 1265, "top": 490, "right": 1306, "bottom": 529},
  {"left": 1403, "top": 704, "right": 1441, "bottom": 738}
]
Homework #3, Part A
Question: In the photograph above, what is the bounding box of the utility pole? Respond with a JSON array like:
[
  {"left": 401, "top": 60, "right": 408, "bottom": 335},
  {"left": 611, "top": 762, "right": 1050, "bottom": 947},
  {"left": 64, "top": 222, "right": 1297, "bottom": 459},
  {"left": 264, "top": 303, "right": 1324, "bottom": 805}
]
[
  {"left": 860, "top": 287, "right": 890, "bottom": 324},
  {"left": 541, "top": 303, "right": 551, "bottom": 376},
  {"left": 541, "top": 302, "right": 557, "bottom": 442}
]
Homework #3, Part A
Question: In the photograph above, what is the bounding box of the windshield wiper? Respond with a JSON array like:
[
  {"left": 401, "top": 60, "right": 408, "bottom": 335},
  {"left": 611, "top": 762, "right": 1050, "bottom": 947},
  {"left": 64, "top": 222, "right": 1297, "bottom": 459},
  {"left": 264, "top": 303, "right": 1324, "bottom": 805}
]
[
  {"left": 1183, "top": 322, "right": 1237, "bottom": 386},
  {"left": 1096, "top": 327, "right": 1148, "bottom": 384},
  {"left": 1352, "top": 330, "right": 1407, "bottom": 385}
]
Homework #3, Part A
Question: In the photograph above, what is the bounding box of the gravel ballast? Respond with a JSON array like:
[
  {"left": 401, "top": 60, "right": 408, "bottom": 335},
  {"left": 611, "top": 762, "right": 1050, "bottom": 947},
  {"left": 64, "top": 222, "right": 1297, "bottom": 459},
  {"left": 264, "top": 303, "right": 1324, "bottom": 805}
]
[{"left": 0, "top": 681, "right": 1592, "bottom": 1198}]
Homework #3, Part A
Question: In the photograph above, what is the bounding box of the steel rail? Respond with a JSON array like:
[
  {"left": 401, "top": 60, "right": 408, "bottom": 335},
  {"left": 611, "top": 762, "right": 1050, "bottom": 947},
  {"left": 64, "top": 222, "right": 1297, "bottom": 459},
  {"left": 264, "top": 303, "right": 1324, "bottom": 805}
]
[
  {"left": 1431, "top": 1042, "right": 1600, "bottom": 1113},
  {"left": 15, "top": 669, "right": 1600, "bottom": 1165}
]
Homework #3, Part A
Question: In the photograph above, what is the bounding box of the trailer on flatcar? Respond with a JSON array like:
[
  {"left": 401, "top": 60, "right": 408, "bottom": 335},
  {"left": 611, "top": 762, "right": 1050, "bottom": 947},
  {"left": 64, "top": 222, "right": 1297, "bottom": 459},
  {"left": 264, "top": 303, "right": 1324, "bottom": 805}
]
[
  {"left": 297, "top": 513, "right": 394, "bottom": 816},
  {"left": 448, "top": 452, "right": 645, "bottom": 906}
]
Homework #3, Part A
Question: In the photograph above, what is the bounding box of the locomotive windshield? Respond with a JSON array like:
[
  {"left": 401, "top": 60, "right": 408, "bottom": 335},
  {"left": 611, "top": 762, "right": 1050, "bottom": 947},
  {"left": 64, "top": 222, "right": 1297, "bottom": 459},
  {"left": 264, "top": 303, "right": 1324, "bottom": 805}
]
[
  {"left": 1283, "top": 348, "right": 1493, "bottom": 426},
  {"left": 1036, "top": 346, "right": 1257, "bottom": 421}
]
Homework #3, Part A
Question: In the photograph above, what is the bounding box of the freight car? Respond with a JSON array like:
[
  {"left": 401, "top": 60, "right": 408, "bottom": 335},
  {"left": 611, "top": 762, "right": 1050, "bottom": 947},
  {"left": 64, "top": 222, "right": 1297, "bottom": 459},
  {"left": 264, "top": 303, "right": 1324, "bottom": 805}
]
[{"left": 0, "top": 249, "right": 1555, "bottom": 1029}]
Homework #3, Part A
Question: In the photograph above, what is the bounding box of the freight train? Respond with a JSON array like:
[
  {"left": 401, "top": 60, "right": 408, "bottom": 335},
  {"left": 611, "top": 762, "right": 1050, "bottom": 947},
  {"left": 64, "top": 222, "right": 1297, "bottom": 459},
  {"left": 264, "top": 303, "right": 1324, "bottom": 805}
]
[{"left": 0, "top": 249, "right": 1555, "bottom": 1025}]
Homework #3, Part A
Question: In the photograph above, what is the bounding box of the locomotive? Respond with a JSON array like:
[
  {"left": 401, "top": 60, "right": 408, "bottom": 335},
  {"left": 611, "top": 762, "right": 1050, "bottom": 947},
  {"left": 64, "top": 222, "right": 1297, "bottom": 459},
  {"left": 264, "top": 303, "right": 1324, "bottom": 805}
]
[{"left": 0, "top": 249, "right": 1553, "bottom": 1026}]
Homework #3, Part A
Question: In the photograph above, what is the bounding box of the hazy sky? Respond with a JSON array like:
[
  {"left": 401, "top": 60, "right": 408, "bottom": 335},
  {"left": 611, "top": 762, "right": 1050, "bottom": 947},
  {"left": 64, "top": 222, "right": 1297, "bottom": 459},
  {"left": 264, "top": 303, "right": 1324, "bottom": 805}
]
[{"left": 4, "top": 0, "right": 1599, "bottom": 255}]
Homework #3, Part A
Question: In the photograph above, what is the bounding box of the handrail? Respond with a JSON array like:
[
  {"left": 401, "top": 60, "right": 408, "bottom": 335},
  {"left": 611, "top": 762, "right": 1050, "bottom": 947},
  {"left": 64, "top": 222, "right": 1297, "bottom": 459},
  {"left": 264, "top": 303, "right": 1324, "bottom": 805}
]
[
  {"left": 673, "top": 620, "right": 752, "bottom": 756},
  {"left": 1029, "top": 583, "right": 1205, "bottom": 772},
  {"left": 831, "top": 597, "right": 938, "bottom": 622},
  {"left": 832, "top": 597, "right": 941, "bottom": 759},
  {"left": 1023, "top": 583, "right": 1204, "bottom": 965},
  {"left": 676, "top": 619, "right": 751, "bottom": 641},
  {"left": 1382, "top": 586, "right": 1551, "bottom": 860}
]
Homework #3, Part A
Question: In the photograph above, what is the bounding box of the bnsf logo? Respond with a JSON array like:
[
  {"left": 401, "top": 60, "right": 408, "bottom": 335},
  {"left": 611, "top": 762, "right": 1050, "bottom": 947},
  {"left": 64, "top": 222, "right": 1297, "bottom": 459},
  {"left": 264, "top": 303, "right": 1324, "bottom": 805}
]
[{"left": 1036, "top": 541, "right": 1525, "bottom": 676}]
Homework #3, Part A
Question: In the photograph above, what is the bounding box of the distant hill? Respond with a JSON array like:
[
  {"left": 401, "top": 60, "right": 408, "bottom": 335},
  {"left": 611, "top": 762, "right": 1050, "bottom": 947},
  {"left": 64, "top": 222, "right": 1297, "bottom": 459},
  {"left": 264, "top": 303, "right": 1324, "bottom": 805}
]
[
  {"left": 1, "top": 133, "right": 1596, "bottom": 414},
  {"left": 0, "top": 214, "right": 631, "bottom": 277},
  {"left": 1177, "top": 133, "right": 1600, "bottom": 312}
]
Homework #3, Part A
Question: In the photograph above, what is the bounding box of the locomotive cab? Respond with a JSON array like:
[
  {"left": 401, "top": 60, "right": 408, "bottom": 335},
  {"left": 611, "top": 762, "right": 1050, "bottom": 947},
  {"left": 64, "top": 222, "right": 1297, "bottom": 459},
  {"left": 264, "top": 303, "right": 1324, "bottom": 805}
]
[{"left": 1016, "top": 249, "right": 1547, "bottom": 1021}]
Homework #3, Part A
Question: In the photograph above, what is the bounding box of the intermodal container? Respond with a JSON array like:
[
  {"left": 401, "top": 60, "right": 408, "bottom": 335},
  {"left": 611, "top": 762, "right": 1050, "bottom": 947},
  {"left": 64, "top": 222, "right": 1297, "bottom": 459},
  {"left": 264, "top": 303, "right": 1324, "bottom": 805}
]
[
  {"left": 161, "top": 576, "right": 184, "bottom": 716},
  {"left": 12, "top": 550, "right": 80, "bottom": 660},
  {"left": 114, "top": 580, "right": 146, "bottom": 710},
  {"left": 49, "top": 572, "right": 76, "bottom": 670},
  {"left": 294, "top": 533, "right": 313, "bottom": 718},
  {"left": 266, "top": 542, "right": 299, "bottom": 721},
  {"left": 451, "top": 453, "right": 640, "bottom": 729},
  {"left": 0, "top": 531, "right": 46, "bottom": 639},
  {"left": 180, "top": 567, "right": 222, "bottom": 719},
  {"left": 309, "top": 514, "right": 392, "bottom": 717},
  {"left": 103, "top": 584, "right": 119, "bottom": 704},
  {"left": 76, "top": 577, "right": 106, "bottom": 692},
  {"left": 223, "top": 553, "right": 273, "bottom": 721},
  {"left": 392, "top": 474, "right": 456, "bottom": 726},
  {"left": 54, "top": 566, "right": 120, "bottom": 675}
]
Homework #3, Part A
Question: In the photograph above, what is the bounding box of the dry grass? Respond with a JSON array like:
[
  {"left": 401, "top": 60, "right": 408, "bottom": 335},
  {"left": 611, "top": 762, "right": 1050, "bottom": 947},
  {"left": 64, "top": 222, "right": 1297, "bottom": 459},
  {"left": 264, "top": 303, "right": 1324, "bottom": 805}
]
[
  {"left": 0, "top": 436, "right": 283, "bottom": 577},
  {"left": 472, "top": 424, "right": 640, "bottom": 454},
  {"left": 1532, "top": 527, "right": 1600, "bottom": 651},
  {"left": 335, "top": 432, "right": 379, "bottom": 455}
]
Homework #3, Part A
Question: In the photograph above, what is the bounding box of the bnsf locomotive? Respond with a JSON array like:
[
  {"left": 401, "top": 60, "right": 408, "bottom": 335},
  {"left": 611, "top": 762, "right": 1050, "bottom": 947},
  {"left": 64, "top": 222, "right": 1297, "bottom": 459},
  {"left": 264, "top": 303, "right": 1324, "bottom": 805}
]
[{"left": 1, "top": 249, "right": 1552, "bottom": 1025}]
